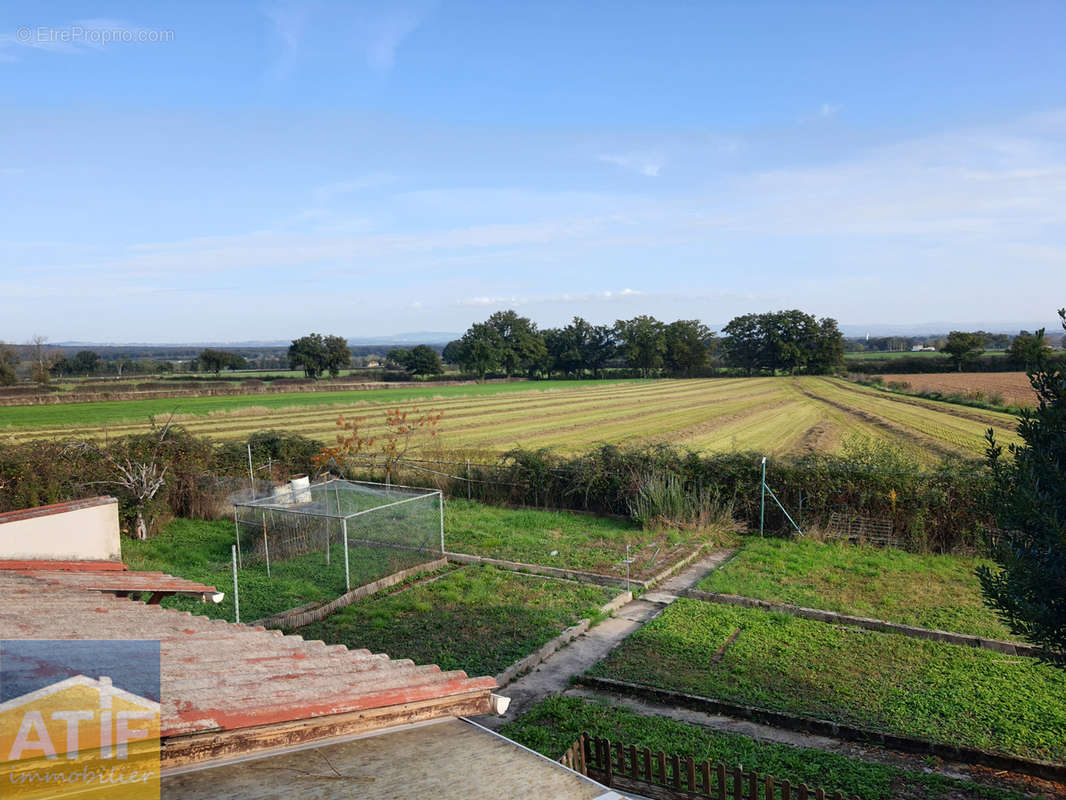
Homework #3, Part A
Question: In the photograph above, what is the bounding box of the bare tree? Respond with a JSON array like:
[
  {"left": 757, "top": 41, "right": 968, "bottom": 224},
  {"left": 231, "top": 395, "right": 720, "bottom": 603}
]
[
  {"left": 28, "top": 335, "right": 57, "bottom": 384},
  {"left": 70, "top": 417, "right": 175, "bottom": 540}
]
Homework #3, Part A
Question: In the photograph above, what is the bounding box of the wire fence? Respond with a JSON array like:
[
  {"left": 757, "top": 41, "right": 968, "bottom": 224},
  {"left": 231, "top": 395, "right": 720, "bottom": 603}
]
[{"left": 229, "top": 478, "right": 444, "bottom": 620}]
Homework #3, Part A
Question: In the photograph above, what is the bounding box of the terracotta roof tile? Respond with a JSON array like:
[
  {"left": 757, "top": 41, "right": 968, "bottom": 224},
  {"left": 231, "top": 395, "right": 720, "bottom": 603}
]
[{"left": 0, "top": 571, "right": 497, "bottom": 741}]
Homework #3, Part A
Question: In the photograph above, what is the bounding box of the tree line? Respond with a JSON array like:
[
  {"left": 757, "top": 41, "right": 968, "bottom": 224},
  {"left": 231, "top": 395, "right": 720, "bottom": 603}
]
[{"left": 442, "top": 309, "right": 846, "bottom": 379}]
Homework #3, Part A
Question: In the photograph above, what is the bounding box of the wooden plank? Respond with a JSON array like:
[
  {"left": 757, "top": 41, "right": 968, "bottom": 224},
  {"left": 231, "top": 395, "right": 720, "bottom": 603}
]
[{"left": 160, "top": 689, "right": 491, "bottom": 770}]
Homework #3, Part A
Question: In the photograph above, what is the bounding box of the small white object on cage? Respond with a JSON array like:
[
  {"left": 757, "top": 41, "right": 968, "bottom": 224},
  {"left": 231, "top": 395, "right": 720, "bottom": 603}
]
[{"left": 290, "top": 475, "right": 312, "bottom": 504}]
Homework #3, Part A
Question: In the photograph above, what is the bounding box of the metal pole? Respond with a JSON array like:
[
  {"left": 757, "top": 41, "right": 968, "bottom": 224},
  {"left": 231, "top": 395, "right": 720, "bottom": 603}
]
[
  {"left": 438, "top": 492, "right": 445, "bottom": 554},
  {"left": 342, "top": 518, "right": 350, "bottom": 592},
  {"left": 247, "top": 443, "right": 255, "bottom": 499},
  {"left": 466, "top": 459, "right": 471, "bottom": 500},
  {"left": 231, "top": 545, "right": 240, "bottom": 624},
  {"left": 626, "top": 544, "right": 630, "bottom": 593},
  {"left": 262, "top": 512, "right": 270, "bottom": 578},
  {"left": 232, "top": 507, "right": 242, "bottom": 569},
  {"left": 760, "top": 456, "right": 767, "bottom": 535}
]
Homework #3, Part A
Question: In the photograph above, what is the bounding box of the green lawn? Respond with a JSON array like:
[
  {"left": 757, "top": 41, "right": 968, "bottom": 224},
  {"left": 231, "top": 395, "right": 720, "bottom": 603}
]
[
  {"left": 300, "top": 565, "right": 616, "bottom": 676},
  {"left": 588, "top": 600, "right": 1066, "bottom": 763},
  {"left": 501, "top": 697, "right": 1028, "bottom": 800},
  {"left": 698, "top": 537, "right": 1010, "bottom": 639},
  {"left": 122, "top": 518, "right": 431, "bottom": 623},
  {"left": 445, "top": 499, "right": 717, "bottom": 579}
]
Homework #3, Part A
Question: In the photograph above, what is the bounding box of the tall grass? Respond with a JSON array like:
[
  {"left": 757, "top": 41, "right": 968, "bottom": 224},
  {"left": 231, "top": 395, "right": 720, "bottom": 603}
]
[{"left": 627, "top": 472, "right": 734, "bottom": 531}]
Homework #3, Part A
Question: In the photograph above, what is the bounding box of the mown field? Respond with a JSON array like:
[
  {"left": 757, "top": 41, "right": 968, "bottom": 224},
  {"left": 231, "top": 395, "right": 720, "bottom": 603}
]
[
  {"left": 0, "top": 377, "right": 1020, "bottom": 460},
  {"left": 699, "top": 537, "right": 1011, "bottom": 639},
  {"left": 588, "top": 599, "right": 1066, "bottom": 763}
]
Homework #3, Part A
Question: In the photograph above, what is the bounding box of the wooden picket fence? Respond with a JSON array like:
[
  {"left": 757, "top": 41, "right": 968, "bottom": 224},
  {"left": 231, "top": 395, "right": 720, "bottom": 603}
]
[{"left": 560, "top": 733, "right": 861, "bottom": 800}]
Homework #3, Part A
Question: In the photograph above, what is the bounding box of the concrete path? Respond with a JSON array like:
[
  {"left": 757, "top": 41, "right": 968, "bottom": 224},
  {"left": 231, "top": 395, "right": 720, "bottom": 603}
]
[{"left": 478, "top": 549, "right": 735, "bottom": 730}]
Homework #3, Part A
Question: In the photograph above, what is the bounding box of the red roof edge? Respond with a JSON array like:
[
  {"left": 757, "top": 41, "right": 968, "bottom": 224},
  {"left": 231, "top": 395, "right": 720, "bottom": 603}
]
[
  {"left": 0, "top": 559, "right": 128, "bottom": 572},
  {"left": 0, "top": 496, "right": 116, "bottom": 525}
]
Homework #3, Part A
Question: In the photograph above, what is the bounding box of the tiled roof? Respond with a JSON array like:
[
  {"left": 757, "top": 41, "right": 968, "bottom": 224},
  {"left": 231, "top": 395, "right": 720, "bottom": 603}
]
[
  {"left": 0, "top": 571, "right": 497, "bottom": 745},
  {"left": 8, "top": 568, "right": 224, "bottom": 601}
]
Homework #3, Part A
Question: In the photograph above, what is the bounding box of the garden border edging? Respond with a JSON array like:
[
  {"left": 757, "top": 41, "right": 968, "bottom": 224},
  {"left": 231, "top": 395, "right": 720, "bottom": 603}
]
[
  {"left": 680, "top": 588, "right": 1051, "bottom": 658},
  {"left": 252, "top": 556, "right": 450, "bottom": 629}
]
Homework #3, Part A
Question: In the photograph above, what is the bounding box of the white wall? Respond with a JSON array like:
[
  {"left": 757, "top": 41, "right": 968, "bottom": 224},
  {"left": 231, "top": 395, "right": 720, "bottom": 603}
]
[{"left": 0, "top": 497, "right": 121, "bottom": 563}]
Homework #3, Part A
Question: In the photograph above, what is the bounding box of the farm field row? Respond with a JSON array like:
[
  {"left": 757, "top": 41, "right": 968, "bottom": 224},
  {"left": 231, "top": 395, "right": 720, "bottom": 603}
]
[
  {"left": 587, "top": 599, "right": 1066, "bottom": 763},
  {"left": 698, "top": 537, "right": 1010, "bottom": 639},
  {"left": 1, "top": 377, "right": 1020, "bottom": 460},
  {"left": 872, "top": 371, "right": 1038, "bottom": 407}
]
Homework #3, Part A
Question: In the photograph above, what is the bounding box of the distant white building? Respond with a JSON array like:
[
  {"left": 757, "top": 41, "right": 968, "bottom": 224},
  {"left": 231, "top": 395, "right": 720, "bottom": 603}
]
[{"left": 911, "top": 345, "right": 936, "bottom": 352}]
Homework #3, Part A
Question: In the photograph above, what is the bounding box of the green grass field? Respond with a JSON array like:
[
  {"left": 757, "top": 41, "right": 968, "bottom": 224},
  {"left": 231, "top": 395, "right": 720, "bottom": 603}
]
[
  {"left": 445, "top": 499, "right": 718, "bottom": 579},
  {"left": 0, "top": 377, "right": 1020, "bottom": 461},
  {"left": 698, "top": 537, "right": 1010, "bottom": 638},
  {"left": 501, "top": 697, "right": 1029, "bottom": 800},
  {"left": 299, "top": 564, "right": 616, "bottom": 676},
  {"left": 588, "top": 600, "right": 1066, "bottom": 763}
]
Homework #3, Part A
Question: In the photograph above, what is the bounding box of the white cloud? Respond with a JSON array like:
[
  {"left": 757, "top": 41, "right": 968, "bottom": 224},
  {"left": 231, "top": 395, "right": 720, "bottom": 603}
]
[
  {"left": 598, "top": 152, "right": 663, "bottom": 177},
  {"left": 818, "top": 103, "right": 840, "bottom": 118}
]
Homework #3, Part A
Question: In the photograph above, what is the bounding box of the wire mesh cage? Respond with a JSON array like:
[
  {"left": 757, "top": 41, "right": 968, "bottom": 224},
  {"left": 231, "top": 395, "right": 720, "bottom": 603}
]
[{"left": 232, "top": 478, "right": 444, "bottom": 596}]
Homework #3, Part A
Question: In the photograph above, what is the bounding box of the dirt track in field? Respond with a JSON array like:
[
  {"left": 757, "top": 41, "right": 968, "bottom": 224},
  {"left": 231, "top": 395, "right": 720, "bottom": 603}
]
[{"left": 874, "top": 372, "right": 1038, "bottom": 407}]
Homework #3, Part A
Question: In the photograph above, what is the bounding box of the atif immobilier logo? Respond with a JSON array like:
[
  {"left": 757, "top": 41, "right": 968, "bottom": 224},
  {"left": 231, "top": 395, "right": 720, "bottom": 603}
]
[{"left": 0, "top": 640, "right": 161, "bottom": 799}]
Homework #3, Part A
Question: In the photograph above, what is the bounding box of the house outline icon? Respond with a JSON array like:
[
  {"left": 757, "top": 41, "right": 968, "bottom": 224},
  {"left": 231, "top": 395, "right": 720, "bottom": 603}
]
[{"left": 0, "top": 674, "right": 161, "bottom": 800}]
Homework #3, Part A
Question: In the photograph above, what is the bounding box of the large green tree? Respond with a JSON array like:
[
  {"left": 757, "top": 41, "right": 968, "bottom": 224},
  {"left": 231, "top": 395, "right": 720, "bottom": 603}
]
[
  {"left": 451, "top": 322, "right": 504, "bottom": 379},
  {"left": 614, "top": 316, "right": 666, "bottom": 378},
  {"left": 722, "top": 310, "right": 842, "bottom": 375},
  {"left": 1008, "top": 331, "right": 1052, "bottom": 371},
  {"left": 288, "top": 334, "right": 328, "bottom": 379},
  {"left": 943, "top": 331, "right": 985, "bottom": 371},
  {"left": 323, "top": 335, "right": 351, "bottom": 378},
  {"left": 807, "top": 318, "right": 846, "bottom": 374},
  {"left": 543, "top": 327, "right": 581, "bottom": 378},
  {"left": 392, "top": 344, "right": 443, "bottom": 376},
  {"left": 663, "top": 319, "right": 714, "bottom": 376},
  {"left": 567, "top": 317, "right": 618, "bottom": 379},
  {"left": 485, "top": 310, "right": 546, "bottom": 377},
  {"left": 721, "top": 314, "right": 766, "bottom": 375},
  {"left": 198, "top": 348, "right": 246, "bottom": 376},
  {"left": 979, "top": 309, "right": 1066, "bottom": 662},
  {"left": 0, "top": 342, "right": 19, "bottom": 385}
]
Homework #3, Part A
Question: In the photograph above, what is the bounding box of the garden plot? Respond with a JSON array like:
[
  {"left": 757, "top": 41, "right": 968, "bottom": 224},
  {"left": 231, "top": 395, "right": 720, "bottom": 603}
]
[
  {"left": 445, "top": 499, "right": 719, "bottom": 581},
  {"left": 299, "top": 564, "right": 618, "bottom": 677},
  {"left": 587, "top": 600, "right": 1066, "bottom": 764},
  {"left": 698, "top": 537, "right": 1011, "bottom": 639},
  {"left": 501, "top": 697, "right": 1034, "bottom": 800}
]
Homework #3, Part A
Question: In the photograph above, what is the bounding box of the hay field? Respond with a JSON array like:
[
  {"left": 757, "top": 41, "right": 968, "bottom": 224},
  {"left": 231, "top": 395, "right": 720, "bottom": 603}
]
[{"left": 0, "top": 377, "right": 1019, "bottom": 461}]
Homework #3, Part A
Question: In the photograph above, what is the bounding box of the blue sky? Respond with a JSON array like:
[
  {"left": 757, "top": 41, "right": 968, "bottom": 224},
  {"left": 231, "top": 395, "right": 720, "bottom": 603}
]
[{"left": 1, "top": 1, "right": 1064, "bottom": 342}]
